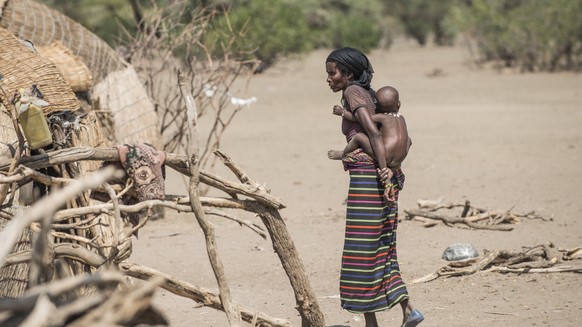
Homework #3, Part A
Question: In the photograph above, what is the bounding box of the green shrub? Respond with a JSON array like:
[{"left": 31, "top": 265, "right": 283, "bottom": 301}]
[
  {"left": 387, "top": 0, "right": 457, "bottom": 46},
  {"left": 326, "top": 13, "right": 381, "bottom": 53},
  {"left": 204, "top": 0, "right": 314, "bottom": 70},
  {"left": 457, "top": 0, "right": 582, "bottom": 71}
]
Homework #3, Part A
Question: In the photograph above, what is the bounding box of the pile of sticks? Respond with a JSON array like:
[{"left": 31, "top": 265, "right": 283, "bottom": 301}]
[
  {"left": 404, "top": 198, "right": 552, "bottom": 231},
  {"left": 0, "top": 268, "right": 167, "bottom": 326},
  {"left": 0, "top": 73, "right": 325, "bottom": 326},
  {"left": 411, "top": 243, "right": 582, "bottom": 284},
  {"left": 0, "top": 152, "right": 301, "bottom": 326}
]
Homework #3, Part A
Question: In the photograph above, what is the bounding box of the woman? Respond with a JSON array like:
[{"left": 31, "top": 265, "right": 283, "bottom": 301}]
[{"left": 325, "top": 47, "right": 424, "bottom": 327}]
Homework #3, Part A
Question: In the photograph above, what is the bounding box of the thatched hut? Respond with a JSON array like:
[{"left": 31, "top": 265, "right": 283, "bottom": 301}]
[
  {"left": 0, "top": 26, "right": 129, "bottom": 298},
  {"left": 0, "top": 0, "right": 163, "bottom": 150}
]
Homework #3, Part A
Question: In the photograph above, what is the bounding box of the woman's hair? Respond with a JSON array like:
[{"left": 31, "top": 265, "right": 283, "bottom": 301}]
[{"left": 326, "top": 47, "right": 374, "bottom": 90}]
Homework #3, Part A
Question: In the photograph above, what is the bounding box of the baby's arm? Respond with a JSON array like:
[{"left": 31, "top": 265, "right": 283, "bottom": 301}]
[{"left": 333, "top": 105, "right": 356, "bottom": 121}]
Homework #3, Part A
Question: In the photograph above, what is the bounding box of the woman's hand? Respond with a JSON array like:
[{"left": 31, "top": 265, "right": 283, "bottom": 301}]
[
  {"left": 333, "top": 105, "right": 344, "bottom": 116},
  {"left": 377, "top": 167, "right": 393, "bottom": 185},
  {"left": 378, "top": 167, "right": 397, "bottom": 206}
]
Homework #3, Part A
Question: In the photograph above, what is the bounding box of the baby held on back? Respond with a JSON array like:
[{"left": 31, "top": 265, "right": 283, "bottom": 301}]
[{"left": 328, "top": 85, "right": 412, "bottom": 169}]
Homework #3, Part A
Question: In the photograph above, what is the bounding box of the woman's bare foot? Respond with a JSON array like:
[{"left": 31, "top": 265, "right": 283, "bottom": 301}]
[
  {"left": 401, "top": 300, "right": 413, "bottom": 324},
  {"left": 327, "top": 150, "right": 343, "bottom": 160},
  {"left": 363, "top": 312, "right": 379, "bottom": 327}
]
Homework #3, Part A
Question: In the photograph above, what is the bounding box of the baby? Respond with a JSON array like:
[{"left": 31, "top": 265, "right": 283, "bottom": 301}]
[{"left": 328, "top": 85, "right": 412, "bottom": 168}]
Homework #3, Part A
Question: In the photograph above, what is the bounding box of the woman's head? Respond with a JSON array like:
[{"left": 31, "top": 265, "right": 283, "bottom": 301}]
[{"left": 326, "top": 47, "right": 374, "bottom": 91}]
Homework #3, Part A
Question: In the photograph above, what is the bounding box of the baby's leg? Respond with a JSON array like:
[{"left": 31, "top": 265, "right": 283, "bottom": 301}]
[
  {"left": 327, "top": 150, "right": 343, "bottom": 160},
  {"left": 328, "top": 133, "right": 373, "bottom": 160},
  {"left": 345, "top": 133, "right": 373, "bottom": 157}
]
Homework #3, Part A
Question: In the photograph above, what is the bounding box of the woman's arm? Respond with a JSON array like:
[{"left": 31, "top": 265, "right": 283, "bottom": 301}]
[
  {"left": 333, "top": 105, "right": 356, "bottom": 121},
  {"left": 354, "top": 107, "right": 387, "bottom": 170},
  {"left": 344, "top": 86, "right": 387, "bottom": 171}
]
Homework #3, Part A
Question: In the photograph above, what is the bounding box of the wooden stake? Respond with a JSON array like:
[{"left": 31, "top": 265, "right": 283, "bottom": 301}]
[{"left": 178, "top": 71, "right": 241, "bottom": 326}]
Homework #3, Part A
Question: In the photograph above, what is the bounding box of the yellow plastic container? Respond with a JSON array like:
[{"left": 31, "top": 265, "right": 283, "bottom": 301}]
[{"left": 19, "top": 103, "right": 53, "bottom": 149}]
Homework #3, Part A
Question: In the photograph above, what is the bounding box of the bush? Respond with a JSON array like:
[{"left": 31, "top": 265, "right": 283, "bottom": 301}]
[
  {"left": 387, "top": 0, "right": 458, "bottom": 46},
  {"left": 318, "top": 0, "right": 384, "bottom": 52},
  {"left": 204, "top": 0, "right": 314, "bottom": 70},
  {"left": 39, "top": 0, "right": 135, "bottom": 45},
  {"left": 326, "top": 13, "right": 381, "bottom": 53},
  {"left": 457, "top": 0, "right": 582, "bottom": 71}
]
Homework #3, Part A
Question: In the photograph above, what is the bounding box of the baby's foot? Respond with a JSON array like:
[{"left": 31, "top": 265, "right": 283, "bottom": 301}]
[{"left": 327, "top": 150, "right": 343, "bottom": 160}]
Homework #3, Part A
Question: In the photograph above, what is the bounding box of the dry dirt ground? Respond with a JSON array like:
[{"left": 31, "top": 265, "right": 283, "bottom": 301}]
[{"left": 130, "top": 42, "right": 582, "bottom": 326}]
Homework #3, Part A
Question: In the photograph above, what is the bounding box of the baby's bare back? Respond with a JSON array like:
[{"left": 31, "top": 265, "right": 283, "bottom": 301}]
[{"left": 373, "top": 113, "right": 411, "bottom": 168}]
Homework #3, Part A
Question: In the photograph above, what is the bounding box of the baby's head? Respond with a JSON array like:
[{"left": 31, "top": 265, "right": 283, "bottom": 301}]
[{"left": 376, "top": 86, "right": 400, "bottom": 114}]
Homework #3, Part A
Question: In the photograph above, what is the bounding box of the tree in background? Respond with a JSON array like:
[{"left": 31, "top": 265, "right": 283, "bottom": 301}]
[
  {"left": 387, "top": 0, "right": 457, "bottom": 46},
  {"left": 313, "top": 0, "right": 384, "bottom": 52},
  {"left": 40, "top": 0, "right": 136, "bottom": 45},
  {"left": 455, "top": 0, "right": 582, "bottom": 71},
  {"left": 37, "top": 0, "right": 582, "bottom": 72},
  {"left": 202, "top": 0, "right": 313, "bottom": 71}
]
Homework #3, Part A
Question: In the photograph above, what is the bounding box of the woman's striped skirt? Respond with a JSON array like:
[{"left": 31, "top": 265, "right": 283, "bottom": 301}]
[{"left": 340, "top": 165, "right": 409, "bottom": 313}]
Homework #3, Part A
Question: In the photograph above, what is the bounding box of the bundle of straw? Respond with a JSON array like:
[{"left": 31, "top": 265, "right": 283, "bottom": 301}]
[
  {"left": 37, "top": 41, "right": 93, "bottom": 93},
  {"left": 0, "top": 0, "right": 126, "bottom": 84},
  {"left": 0, "top": 27, "right": 80, "bottom": 114}
]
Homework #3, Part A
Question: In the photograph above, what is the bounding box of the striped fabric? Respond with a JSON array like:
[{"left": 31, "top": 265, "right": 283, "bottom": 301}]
[{"left": 340, "top": 165, "right": 409, "bottom": 313}]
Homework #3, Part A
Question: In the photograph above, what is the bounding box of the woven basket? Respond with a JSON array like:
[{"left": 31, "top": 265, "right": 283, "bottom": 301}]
[
  {"left": 0, "top": 101, "right": 17, "bottom": 161},
  {"left": 0, "top": 0, "right": 126, "bottom": 84},
  {"left": 92, "top": 67, "right": 162, "bottom": 149},
  {"left": 0, "top": 27, "right": 80, "bottom": 114},
  {"left": 0, "top": 215, "right": 31, "bottom": 299},
  {"left": 37, "top": 41, "right": 93, "bottom": 92}
]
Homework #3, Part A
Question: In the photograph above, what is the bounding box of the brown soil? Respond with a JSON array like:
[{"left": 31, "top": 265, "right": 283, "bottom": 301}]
[{"left": 131, "top": 41, "right": 582, "bottom": 326}]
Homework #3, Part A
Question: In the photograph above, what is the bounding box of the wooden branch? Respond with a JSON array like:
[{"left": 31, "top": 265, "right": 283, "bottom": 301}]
[
  {"left": 204, "top": 208, "right": 266, "bottom": 239},
  {"left": 410, "top": 250, "right": 501, "bottom": 284},
  {"left": 0, "top": 98, "right": 24, "bottom": 207},
  {"left": 256, "top": 206, "right": 325, "bottom": 327},
  {"left": 561, "top": 247, "right": 582, "bottom": 260},
  {"left": 179, "top": 70, "right": 241, "bottom": 326},
  {"left": 411, "top": 243, "right": 582, "bottom": 284},
  {"left": 101, "top": 182, "right": 122, "bottom": 262},
  {"left": 28, "top": 207, "right": 54, "bottom": 287},
  {"left": 213, "top": 149, "right": 253, "bottom": 184},
  {"left": 0, "top": 166, "right": 72, "bottom": 185},
  {"left": 0, "top": 167, "right": 118, "bottom": 265},
  {"left": 404, "top": 209, "right": 514, "bottom": 231},
  {"left": 0, "top": 271, "right": 124, "bottom": 312},
  {"left": 52, "top": 197, "right": 265, "bottom": 238},
  {"left": 51, "top": 215, "right": 101, "bottom": 230},
  {"left": 68, "top": 275, "right": 167, "bottom": 327},
  {"left": 508, "top": 257, "right": 558, "bottom": 269},
  {"left": 0, "top": 147, "right": 285, "bottom": 209},
  {"left": 19, "top": 293, "right": 56, "bottom": 327},
  {"left": 2, "top": 243, "right": 106, "bottom": 269},
  {"left": 210, "top": 149, "right": 325, "bottom": 325},
  {"left": 415, "top": 198, "right": 552, "bottom": 222},
  {"left": 120, "top": 262, "right": 291, "bottom": 327},
  {"left": 47, "top": 295, "right": 105, "bottom": 327},
  {"left": 411, "top": 216, "right": 438, "bottom": 228},
  {"left": 486, "top": 265, "right": 582, "bottom": 274},
  {"left": 197, "top": 169, "right": 284, "bottom": 209}
]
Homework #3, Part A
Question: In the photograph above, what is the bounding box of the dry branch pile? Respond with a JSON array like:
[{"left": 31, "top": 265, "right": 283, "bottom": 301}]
[
  {"left": 0, "top": 1, "right": 326, "bottom": 325},
  {"left": 0, "top": 142, "right": 323, "bottom": 325},
  {"left": 411, "top": 243, "right": 582, "bottom": 284},
  {"left": 404, "top": 198, "right": 552, "bottom": 231},
  {"left": 0, "top": 269, "right": 167, "bottom": 327}
]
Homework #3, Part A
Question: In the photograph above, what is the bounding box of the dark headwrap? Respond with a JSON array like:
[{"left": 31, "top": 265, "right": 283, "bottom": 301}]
[{"left": 326, "top": 47, "right": 374, "bottom": 90}]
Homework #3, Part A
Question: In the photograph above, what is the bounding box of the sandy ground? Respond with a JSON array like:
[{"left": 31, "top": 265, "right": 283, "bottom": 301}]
[{"left": 130, "top": 42, "right": 582, "bottom": 326}]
